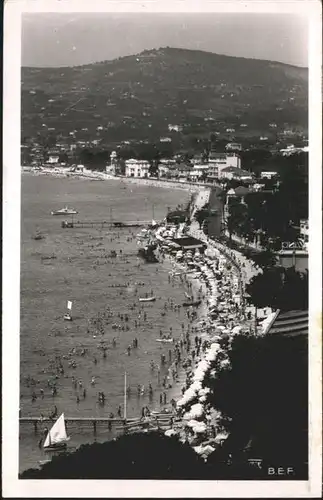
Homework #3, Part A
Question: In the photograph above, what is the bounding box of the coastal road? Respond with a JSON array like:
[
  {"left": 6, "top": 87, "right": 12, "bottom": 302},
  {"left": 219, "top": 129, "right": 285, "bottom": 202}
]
[{"left": 207, "top": 187, "right": 224, "bottom": 239}]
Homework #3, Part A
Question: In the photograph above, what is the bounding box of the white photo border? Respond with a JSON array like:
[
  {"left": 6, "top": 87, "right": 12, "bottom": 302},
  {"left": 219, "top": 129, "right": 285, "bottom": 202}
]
[{"left": 2, "top": 0, "right": 322, "bottom": 497}]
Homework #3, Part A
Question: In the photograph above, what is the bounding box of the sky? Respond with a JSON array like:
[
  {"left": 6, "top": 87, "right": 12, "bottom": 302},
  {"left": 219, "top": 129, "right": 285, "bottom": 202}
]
[{"left": 21, "top": 12, "right": 309, "bottom": 68}]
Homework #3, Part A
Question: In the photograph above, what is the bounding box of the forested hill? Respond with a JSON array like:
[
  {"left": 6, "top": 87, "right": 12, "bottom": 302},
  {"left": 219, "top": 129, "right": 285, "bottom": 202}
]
[{"left": 21, "top": 47, "right": 308, "bottom": 142}]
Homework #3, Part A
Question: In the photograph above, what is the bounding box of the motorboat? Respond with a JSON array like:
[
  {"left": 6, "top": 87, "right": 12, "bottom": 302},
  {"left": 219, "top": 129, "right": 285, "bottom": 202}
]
[
  {"left": 139, "top": 296, "right": 156, "bottom": 302},
  {"left": 51, "top": 206, "right": 78, "bottom": 216},
  {"left": 156, "top": 338, "right": 174, "bottom": 343}
]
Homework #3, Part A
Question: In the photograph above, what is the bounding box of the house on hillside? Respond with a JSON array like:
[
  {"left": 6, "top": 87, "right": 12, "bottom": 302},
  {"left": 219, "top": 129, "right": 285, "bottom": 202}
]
[
  {"left": 125, "top": 159, "right": 150, "bottom": 178},
  {"left": 225, "top": 142, "right": 242, "bottom": 152},
  {"left": 168, "top": 124, "right": 183, "bottom": 132}
]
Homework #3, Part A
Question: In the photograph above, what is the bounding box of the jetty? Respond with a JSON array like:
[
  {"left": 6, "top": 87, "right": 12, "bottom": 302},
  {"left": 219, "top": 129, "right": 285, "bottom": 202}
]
[
  {"left": 20, "top": 413, "right": 178, "bottom": 435},
  {"left": 61, "top": 220, "right": 160, "bottom": 229}
]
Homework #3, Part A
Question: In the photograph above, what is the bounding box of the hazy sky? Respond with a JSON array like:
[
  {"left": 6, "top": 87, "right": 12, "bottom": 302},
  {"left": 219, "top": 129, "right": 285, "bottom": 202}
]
[{"left": 22, "top": 13, "right": 309, "bottom": 68}]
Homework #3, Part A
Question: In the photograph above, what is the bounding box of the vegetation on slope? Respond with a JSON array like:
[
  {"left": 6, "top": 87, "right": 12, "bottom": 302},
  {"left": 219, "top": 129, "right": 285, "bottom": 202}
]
[{"left": 22, "top": 47, "right": 308, "bottom": 142}]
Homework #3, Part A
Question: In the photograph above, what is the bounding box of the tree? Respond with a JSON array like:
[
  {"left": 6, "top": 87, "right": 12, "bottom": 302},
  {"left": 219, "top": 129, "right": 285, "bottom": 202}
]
[
  {"left": 195, "top": 203, "right": 210, "bottom": 228},
  {"left": 227, "top": 199, "right": 250, "bottom": 239},
  {"left": 246, "top": 267, "right": 308, "bottom": 311},
  {"left": 20, "top": 432, "right": 205, "bottom": 480},
  {"left": 204, "top": 332, "right": 308, "bottom": 476}
]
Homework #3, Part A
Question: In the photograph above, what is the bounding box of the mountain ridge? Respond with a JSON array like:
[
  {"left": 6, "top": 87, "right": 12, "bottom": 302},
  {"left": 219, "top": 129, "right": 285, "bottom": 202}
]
[
  {"left": 21, "top": 47, "right": 308, "bottom": 144},
  {"left": 22, "top": 46, "right": 309, "bottom": 71}
]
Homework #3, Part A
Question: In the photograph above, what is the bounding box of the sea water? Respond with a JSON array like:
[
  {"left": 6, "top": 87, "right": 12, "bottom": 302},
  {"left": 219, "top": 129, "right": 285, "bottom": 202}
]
[{"left": 19, "top": 174, "right": 194, "bottom": 472}]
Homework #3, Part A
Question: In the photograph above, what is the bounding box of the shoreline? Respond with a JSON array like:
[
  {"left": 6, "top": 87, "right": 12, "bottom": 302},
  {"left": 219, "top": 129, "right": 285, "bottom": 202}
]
[
  {"left": 21, "top": 168, "right": 213, "bottom": 193},
  {"left": 143, "top": 187, "right": 273, "bottom": 458}
]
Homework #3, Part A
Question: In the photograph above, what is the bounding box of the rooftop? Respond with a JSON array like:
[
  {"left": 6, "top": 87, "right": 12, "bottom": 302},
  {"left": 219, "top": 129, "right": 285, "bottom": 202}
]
[{"left": 266, "top": 310, "right": 308, "bottom": 337}]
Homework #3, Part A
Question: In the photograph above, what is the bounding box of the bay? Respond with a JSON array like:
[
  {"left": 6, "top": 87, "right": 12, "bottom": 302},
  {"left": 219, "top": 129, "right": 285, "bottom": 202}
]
[{"left": 20, "top": 174, "right": 192, "bottom": 472}]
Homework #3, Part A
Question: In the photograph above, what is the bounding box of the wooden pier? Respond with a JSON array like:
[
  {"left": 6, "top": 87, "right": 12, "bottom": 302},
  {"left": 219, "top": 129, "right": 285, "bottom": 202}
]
[
  {"left": 61, "top": 220, "right": 159, "bottom": 229},
  {"left": 20, "top": 414, "right": 178, "bottom": 435}
]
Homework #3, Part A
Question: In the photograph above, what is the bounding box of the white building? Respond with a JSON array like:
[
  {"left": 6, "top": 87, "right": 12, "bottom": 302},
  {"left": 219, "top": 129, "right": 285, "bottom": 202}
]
[
  {"left": 225, "top": 142, "right": 242, "bottom": 152},
  {"left": 125, "top": 159, "right": 150, "bottom": 178},
  {"left": 48, "top": 155, "right": 60, "bottom": 164},
  {"left": 207, "top": 152, "right": 241, "bottom": 179},
  {"left": 167, "top": 124, "right": 183, "bottom": 132}
]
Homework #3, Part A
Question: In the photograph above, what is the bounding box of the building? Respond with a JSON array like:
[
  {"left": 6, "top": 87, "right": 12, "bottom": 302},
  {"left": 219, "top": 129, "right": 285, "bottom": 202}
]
[
  {"left": 253, "top": 183, "right": 266, "bottom": 192},
  {"left": 190, "top": 154, "right": 204, "bottom": 165},
  {"left": 47, "top": 154, "right": 60, "bottom": 164},
  {"left": 299, "top": 219, "right": 309, "bottom": 249},
  {"left": 172, "top": 236, "right": 207, "bottom": 253},
  {"left": 225, "top": 142, "right": 242, "bottom": 152},
  {"left": 264, "top": 310, "right": 308, "bottom": 337},
  {"left": 189, "top": 165, "right": 209, "bottom": 182},
  {"left": 106, "top": 151, "right": 118, "bottom": 175},
  {"left": 158, "top": 162, "right": 178, "bottom": 178},
  {"left": 219, "top": 166, "right": 253, "bottom": 181},
  {"left": 125, "top": 159, "right": 150, "bottom": 178},
  {"left": 260, "top": 171, "right": 278, "bottom": 180},
  {"left": 207, "top": 152, "right": 241, "bottom": 180},
  {"left": 177, "top": 163, "right": 193, "bottom": 179},
  {"left": 280, "top": 145, "right": 309, "bottom": 156},
  {"left": 168, "top": 124, "right": 183, "bottom": 132}
]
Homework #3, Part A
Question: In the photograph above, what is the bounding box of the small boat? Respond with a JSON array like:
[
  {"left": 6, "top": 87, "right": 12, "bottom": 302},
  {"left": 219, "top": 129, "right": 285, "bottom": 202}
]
[
  {"left": 156, "top": 338, "right": 174, "bottom": 343},
  {"left": 43, "top": 413, "right": 70, "bottom": 452},
  {"left": 51, "top": 206, "right": 78, "bottom": 216},
  {"left": 182, "top": 300, "right": 202, "bottom": 307},
  {"left": 139, "top": 297, "right": 156, "bottom": 302},
  {"left": 32, "top": 231, "right": 44, "bottom": 241},
  {"left": 64, "top": 300, "right": 73, "bottom": 321}
]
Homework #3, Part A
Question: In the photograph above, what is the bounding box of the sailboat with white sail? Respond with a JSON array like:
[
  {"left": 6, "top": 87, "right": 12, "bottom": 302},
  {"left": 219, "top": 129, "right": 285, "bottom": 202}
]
[
  {"left": 43, "top": 413, "right": 70, "bottom": 452},
  {"left": 64, "top": 300, "right": 73, "bottom": 321}
]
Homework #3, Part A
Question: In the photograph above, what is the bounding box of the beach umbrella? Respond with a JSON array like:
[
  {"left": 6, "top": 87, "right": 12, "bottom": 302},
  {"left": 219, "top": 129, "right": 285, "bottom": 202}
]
[{"left": 193, "top": 444, "right": 215, "bottom": 457}]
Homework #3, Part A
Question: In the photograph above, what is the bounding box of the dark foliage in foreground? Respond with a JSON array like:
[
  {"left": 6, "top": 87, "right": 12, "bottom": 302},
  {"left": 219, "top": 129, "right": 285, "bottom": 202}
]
[
  {"left": 246, "top": 267, "right": 308, "bottom": 311},
  {"left": 20, "top": 432, "right": 206, "bottom": 480},
  {"left": 205, "top": 332, "right": 308, "bottom": 477}
]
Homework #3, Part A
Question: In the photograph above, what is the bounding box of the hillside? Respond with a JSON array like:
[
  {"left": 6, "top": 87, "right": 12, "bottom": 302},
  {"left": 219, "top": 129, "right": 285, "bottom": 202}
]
[{"left": 21, "top": 47, "right": 308, "bottom": 145}]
